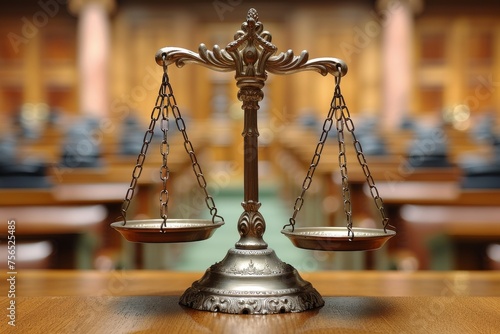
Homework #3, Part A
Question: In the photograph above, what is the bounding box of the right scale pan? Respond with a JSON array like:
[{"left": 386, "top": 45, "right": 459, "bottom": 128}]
[{"left": 281, "top": 227, "right": 396, "bottom": 251}]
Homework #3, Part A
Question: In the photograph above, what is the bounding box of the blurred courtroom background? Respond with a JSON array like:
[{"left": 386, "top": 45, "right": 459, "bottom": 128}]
[{"left": 1, "top": 0, "right": 500, "bottom": 272}]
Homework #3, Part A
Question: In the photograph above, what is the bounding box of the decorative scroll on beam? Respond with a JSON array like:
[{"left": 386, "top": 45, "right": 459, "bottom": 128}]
[
  {"left": 155, "top": 45, "right": 348, "bottom": 78},
  {"left": 155, "top": 45, "right": 235, "bottom": 73},
  {"left": 154, "top": 13, "right": 348, "bottom": 78},
  {"left": 155, "top": 47, "right": 348, "bottom": 78}
]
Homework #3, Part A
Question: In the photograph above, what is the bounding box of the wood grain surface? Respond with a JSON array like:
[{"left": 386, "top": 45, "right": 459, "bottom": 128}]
[
  {"left": 3, "top": 296, "right": 499, "bottom": 333},
  {"left": 2, "top": 270, "right": 499, "bottom": 333}
]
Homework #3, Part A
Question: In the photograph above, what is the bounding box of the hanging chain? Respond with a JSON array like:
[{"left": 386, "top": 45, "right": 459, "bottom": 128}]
[
  {"left": 120, "top": 55, "right": 224, "bottom": 228},
  {"left": 285, "top": 65, "right": 392, "bottom": 236},
  {"left": 163, "top": 62, "right": 224, "bottom": 226},
  {"left": 334, "top": 71, "right": 392, "bottom": 234},
  {"left": 120, "top": 62, "right": 168, "bottom": 225},
  {"left": 334, "top": 74, "right": 354, "bottom": 238},
  {"left": 285, "top": 82, "right": 337, "bottom": 232},
  {"left": 159, "top": 67, "right": 170, "bottom": 231}
]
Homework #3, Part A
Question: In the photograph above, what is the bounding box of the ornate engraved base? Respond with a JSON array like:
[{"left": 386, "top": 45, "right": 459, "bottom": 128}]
[{"left": 179, "top": 247, "right": 324, "bottom": 314}]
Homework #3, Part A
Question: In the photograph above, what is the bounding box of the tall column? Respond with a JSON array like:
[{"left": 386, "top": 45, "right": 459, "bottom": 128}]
[
  {"left": 69, "top": 0, "right": 115, "bottom": 117},
  {"left": 444, "top": 18, "right": 467, "bottom": 113},
  {"left": 378, "top": 0, "right": 423, "bottom": 129},
  {"left": 23, "top": 30, "right": 43, "bottom": 104},
  {"left": 495, "top": 23, "right": 500, "bottom": 133}
]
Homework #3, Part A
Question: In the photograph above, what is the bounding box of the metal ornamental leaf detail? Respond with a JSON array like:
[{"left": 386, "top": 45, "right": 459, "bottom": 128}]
[
  {"left": 198, "top": 44, "right": 234, "bottom": 70},
  {"left": 155, "top": 46, "right": 235, "bottom": 72},
  {"left": 268, "top": 51, "right": 348, "bottom": 77},
  {"left": 155, "top": 8, "right": 347, "bottom": 79},
  {"left": 211, "top": 259, "right": 290, "bottom": 276},
  {"left": 179, "top": 287, "right": 324, "bottom": 314}
]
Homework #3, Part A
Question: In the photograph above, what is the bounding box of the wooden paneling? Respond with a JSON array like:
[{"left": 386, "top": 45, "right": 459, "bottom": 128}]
[
  {"left": 414, "top": 14, "right": 500, "bottom": 120},
  {"left": 0, "top": 14, "right": 78, "bottom": 114}
]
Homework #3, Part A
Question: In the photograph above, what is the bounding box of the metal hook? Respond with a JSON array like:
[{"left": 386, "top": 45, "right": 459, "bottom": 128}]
[
  {"left": 162, "top": 53, "right": 168, "bottom": 74},
  {"left": 282, "top": 218, "right": 296, "bottom": 232},
  {"left": 334, "top": 64, "right": 342, "bottom": 86},
  {"left": 160, "top": 217, "right": 168, "bottom": 233}
]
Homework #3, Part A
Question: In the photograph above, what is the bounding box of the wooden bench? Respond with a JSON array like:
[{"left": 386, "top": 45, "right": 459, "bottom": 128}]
[
  {"left": 400, "top": 204, "right": 500, "bottom": 270},
  {"left": 374, "top": 182, "right": 500, "bottom": 269},
  {"left": 0, "top": 204, "right": 107, "bottom": 269}
]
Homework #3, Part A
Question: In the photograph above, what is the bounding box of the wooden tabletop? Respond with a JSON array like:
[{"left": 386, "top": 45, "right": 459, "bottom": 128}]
[
  {"left": 13, "top": 270, "right": 500, "bottom": 297},
  {"left": 9, "top": 296, "right": 499, "bottom": 333},
  {"left": 2, "top": 270, "right": 499, "bottom": 333}
]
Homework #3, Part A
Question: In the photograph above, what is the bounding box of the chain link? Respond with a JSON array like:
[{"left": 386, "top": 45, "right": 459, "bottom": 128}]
[
  {"left": 164, "top": 75, "right": 224, "bottom": 225},
  {"left": 334, "top": 76, "right": 354, "bottom": 238},
  {"left": 159, "top": 84, "right": 170, "bottom": 231},
  {"left": 120, "top": 55, "right": 224, "bottom": 229},
  {"left": 334, "top": 75, "right": 392, "bottom": 234},
  {"left": 167, "top": 83, "right": 224, "bottom": 223},
  {"left": 285, "top": 66, "right": 392, "bottom": 237}
]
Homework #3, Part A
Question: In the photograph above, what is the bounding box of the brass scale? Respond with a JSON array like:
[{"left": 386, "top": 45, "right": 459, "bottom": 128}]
[{"left": 111, "top": 8, "right": 395, "bottom": 315}]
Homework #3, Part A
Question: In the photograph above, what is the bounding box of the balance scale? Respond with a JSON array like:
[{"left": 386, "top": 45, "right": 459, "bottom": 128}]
[{"left": 111, "top": 8, "right": 395, "bottom": 315}]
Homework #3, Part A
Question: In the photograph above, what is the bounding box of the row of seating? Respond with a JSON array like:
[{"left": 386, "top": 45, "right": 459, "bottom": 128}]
[{"left": 0, "top": 114, "right": 206, "bottom": 269}]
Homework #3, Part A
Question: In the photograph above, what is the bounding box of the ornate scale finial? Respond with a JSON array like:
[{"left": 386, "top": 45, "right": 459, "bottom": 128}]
[
  {"left": 247, "top": 7, "right": 258, "bottom": 21},
  {"left": 226, "top": 8, "right": 277, "bottom": 85}
]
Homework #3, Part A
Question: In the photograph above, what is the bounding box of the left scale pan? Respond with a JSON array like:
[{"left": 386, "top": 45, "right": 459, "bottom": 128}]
[{"left": 111, "top": 219, "right": 224, "bottom": 243}]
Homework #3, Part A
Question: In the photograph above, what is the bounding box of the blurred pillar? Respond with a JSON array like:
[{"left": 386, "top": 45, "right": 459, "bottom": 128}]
[
  {"left": 495, "top": 24, "right": 500, "bottom": 133},
  {"left": 358, "top": 32, "right": 381, "bottom": 115},
  {"left": 378, "top": 0, "right": 423, "bottom": 130},
  {"left": 69, "top": 0, "right": 115, "bottom": 117},
  {"left": 23, "top": 30, "right": 43, "bottom": 104}
]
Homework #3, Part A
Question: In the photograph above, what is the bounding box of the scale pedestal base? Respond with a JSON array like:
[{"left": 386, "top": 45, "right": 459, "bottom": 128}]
[{"left": 179, "top": 247, "right": 324, "bottom": 314}]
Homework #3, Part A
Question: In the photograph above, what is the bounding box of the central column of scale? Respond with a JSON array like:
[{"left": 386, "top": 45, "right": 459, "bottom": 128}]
[
  {"left": 178, "top": 8, "right": 324, "bottom": 315},
  {"left": 228, "top": 10, "right": 270, "bottom": 250},
  {"left": 235, "top": 83, "right": 268, "bottom": 250}
]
